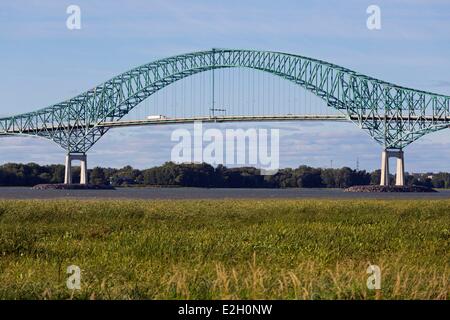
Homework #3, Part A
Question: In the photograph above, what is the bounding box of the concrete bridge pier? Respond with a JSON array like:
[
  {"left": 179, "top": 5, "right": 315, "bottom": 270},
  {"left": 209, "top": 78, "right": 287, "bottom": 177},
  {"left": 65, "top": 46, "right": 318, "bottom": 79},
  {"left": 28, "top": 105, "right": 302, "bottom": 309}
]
[
  {"left": 64, "top": 153, "right": 88, "bottom": 185},
  {"left": 380, "top": 149, "right": 404, "bottom": 186}
]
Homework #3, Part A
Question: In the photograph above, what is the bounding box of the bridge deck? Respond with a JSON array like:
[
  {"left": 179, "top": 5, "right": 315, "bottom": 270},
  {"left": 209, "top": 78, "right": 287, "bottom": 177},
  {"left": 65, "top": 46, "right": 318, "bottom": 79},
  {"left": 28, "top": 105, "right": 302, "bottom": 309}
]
[
  {"left": 100, "top": 114, "right": 348, "bottom": 127},
  {"left": 2, "top": 114, "right": 450, "bottom": 135}
]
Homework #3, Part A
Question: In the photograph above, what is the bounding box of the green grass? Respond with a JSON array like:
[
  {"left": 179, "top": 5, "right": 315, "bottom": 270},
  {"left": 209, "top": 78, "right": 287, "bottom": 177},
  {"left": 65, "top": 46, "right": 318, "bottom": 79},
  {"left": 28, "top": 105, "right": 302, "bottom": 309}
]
[{"left": 0, "top": 199, "right": 448, "bottom": 300}]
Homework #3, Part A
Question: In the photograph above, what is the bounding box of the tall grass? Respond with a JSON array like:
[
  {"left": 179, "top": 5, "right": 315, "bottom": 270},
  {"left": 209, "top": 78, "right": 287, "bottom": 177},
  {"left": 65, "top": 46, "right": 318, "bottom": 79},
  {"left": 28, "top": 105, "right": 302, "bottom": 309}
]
[{"left": 0, "top": 199, "right": 448, "bottom": 299}]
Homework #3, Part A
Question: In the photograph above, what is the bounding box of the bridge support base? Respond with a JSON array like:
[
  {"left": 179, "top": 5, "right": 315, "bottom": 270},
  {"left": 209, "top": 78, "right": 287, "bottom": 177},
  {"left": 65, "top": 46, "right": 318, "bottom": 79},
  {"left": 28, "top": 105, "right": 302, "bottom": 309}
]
[
  {"left": 64, "top": 153, "right": 88, "bottom": 185},
  {"left": 380, "top": 149, "right": 404, "bottom": 186}
]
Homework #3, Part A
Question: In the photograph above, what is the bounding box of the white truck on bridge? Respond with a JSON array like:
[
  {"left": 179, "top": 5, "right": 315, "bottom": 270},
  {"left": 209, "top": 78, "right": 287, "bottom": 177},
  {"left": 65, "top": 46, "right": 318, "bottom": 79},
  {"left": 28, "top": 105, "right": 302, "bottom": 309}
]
[{"left": 147, "top": 115, "right": 167, "bottom": 120}]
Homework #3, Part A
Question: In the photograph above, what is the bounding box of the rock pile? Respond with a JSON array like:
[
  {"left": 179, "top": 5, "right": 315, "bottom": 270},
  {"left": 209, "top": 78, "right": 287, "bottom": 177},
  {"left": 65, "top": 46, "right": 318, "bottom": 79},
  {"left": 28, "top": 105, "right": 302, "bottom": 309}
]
[
  {"left": 32, "top": 184, "right": 115, "bottom": 190},
  {"left": 344, "top": 185, "right": 437, "bottom": 193}
]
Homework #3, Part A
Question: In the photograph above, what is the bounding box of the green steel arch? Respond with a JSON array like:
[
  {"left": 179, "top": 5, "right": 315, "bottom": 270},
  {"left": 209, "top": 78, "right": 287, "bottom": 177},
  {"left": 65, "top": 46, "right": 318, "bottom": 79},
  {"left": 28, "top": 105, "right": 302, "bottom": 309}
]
[{"left": 1, "top": 48, "right": 450, "bottom": 153}]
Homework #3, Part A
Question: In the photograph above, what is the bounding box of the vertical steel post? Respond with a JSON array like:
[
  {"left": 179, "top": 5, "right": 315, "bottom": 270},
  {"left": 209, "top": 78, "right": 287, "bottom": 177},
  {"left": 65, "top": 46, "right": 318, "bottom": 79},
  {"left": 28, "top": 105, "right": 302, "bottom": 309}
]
[{"left": 211, "top": 48, "right": 216, "bottom": 118}]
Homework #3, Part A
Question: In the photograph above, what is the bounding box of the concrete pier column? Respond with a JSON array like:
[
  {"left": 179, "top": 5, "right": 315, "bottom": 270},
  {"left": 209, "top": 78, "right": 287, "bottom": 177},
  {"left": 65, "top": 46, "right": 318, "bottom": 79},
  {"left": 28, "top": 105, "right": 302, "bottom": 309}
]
[
  {"left": 380, "top": 150, "right": 389, "bottom": 186},
  {"left": 64, "top": 153, "right": 88, "bottom": 185},
  {"left": 395, "top": 151, "right": 405, "bottom": 186},
  {"left": 379, "top": 149, "right": 405, "bottom": 187},
  {"left": 80, "top": 156, "right": 87, "bottom": 185},
  {"left": 64, "top": 155, "right": 72, "bottom": 184}
]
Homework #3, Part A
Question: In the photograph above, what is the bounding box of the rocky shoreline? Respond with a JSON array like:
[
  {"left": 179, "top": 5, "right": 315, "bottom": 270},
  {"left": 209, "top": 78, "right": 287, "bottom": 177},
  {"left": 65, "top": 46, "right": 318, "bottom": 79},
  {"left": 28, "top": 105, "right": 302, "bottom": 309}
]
[
  {"left": 29, "top": 184, "right": 437, "bottom": 192},
  {"left": 344, "top": 185, "right": 437, "bottom": 193},
  {"left": 32, "top": 184, "right": 115, "bottom": 190}
]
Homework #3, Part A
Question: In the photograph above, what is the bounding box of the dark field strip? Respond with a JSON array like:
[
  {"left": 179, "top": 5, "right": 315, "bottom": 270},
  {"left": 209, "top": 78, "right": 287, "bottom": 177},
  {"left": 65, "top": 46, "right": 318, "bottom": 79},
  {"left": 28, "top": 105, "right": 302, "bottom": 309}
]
[{"left": 0, "top": 199, "right": 448, "bottom": 299}]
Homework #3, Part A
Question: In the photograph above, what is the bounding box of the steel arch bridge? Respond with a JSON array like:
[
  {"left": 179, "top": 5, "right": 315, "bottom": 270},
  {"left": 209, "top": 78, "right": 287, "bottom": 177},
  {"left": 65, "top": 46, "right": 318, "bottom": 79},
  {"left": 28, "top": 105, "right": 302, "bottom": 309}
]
[{"left": 1, "top": 49, "right": 450, "bottom": 185}]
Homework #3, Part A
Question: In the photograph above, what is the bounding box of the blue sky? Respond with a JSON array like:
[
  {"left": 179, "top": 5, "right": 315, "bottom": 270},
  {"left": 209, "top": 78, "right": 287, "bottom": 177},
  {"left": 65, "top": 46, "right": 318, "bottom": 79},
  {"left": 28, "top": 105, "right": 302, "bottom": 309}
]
[{"left": 1, "top": 0, "right": 450, "bottom": 172}]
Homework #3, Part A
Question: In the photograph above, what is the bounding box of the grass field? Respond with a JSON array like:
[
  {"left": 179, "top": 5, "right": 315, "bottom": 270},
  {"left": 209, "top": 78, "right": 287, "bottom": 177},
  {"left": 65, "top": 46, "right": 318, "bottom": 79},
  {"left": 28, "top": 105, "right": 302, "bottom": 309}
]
[{"left": 0, "top": 199, "right": 448, "bottom": 300}]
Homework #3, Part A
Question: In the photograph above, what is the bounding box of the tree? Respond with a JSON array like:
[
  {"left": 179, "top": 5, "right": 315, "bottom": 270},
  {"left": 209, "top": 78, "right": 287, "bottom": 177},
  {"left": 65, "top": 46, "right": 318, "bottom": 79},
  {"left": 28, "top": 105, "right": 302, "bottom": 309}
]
[
  {"left": 0, "top": 161, "right": 425, "bottom": 189},
  {"left": 90, "top": 167, "right": 107, "bottom": 185},
  {"left": 50, "top": 165, "right": 65, "bottom": 183},
  {"left": 370, "top": 170, "right": 381, "bottom": 185},
  {"left": 431, "top": 172, "right": 450, "bottom": 189},
  {"left": 295, "top": 166, "right": 323, "bottom": 188},
  {"left": 321, "top": 169, "right": 337, "bottom": 188}
]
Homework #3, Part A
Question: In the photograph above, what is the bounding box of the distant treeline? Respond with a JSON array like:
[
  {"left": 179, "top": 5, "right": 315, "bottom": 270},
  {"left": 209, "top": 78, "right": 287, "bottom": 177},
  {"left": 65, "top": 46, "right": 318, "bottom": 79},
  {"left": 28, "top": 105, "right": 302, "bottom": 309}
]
[{"left": 0, "top": 162, "right": 447, "bottom": 188}]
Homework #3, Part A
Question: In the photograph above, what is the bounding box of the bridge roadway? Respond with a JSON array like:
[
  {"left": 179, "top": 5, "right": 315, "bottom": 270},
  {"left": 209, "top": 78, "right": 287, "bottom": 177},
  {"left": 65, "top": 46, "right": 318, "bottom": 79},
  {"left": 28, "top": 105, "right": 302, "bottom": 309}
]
[{"left": 3, "top": 114, "right": 450, "bottom": 134}]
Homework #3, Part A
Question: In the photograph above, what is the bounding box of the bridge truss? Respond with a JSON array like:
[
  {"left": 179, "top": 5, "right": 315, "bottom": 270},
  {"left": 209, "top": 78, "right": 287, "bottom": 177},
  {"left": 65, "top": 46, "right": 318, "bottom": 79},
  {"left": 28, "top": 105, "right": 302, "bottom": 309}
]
[{"left": 1, "top": 49, "right": 450, "bottom": 185}]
